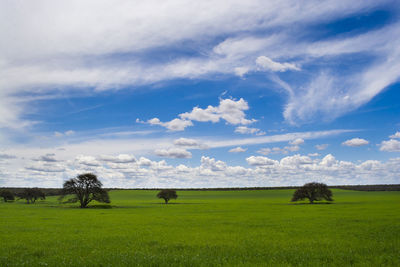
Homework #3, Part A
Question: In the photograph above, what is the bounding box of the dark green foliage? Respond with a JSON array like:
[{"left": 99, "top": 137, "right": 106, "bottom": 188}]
[
  {"left": 18, "top": 188, "right": 45, "bottom": 204},
  {"left": 0, "top": 189, "right": 14, "bottom": 202},
  {"left": 292, "top": 182, "right": 333, "bottom": 204},
  {"left": 59, "top": 173, "right": 110, "bottom": 208},
  {"left": 157, "top": 189, "right": 178, "bottom": 204}
]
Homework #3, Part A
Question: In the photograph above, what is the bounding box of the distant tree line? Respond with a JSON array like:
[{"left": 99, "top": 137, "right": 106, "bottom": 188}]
[{"left": 0, "top": 188, "right": 46, "bottom": 203}]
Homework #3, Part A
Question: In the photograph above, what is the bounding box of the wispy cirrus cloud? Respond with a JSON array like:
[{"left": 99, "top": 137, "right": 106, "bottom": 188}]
[{"left": 0, "top": 0, "right": 396, "bottom": 130}]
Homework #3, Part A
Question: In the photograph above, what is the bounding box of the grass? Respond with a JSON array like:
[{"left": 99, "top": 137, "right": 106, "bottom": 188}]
[{"left": 0, "top": 189, "right": 399, "bottom": 266}]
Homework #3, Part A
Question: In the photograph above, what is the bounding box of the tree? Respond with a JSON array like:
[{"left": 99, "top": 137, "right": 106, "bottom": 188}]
[
  {"left": 59, "top": 173, "right": 110, "bottom": 208},
  {"left": 0, "top": 189, "right": 15, "bottom": 202},
  {"left": 291, "top": 182, "right": 333, "bottom": 204},
  {"left": 157, "top": 189, "right": 178, "bottom": 204},
  {"left": 18, "top": 188, "right": 45, "bottom": 204}
]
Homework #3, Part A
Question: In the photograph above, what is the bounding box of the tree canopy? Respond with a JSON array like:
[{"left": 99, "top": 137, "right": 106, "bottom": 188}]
[
  {"left": 18, "top": 188, "right": 45, "bottom": 204},
  {"left": 291, "top": 182, "right": 333, "bottom": 204},
  {"left": 0, "top": 189, "right": 15, "bottom": 202},
  {"left": 157, "top": 189, "right": 178, "bottom": 204},
  {"left": 59, "top": 173, "right": 110, "bottom": 208}
]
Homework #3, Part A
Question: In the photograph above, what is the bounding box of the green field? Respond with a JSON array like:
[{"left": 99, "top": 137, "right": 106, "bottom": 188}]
[{"left": 0, "top": 189, "right": 399, "bottom": 266}]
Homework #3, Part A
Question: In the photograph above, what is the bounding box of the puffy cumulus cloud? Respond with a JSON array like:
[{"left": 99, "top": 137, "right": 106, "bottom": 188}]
[
  {"left": 289, "top": 138, "right": 304, "bottom": 146},
  {"left": 137, "top": 157, "right": 153, "bottom": 166},
  {"left": 315, "top": 144, "right": 329, "bottom": 150},
  {"left": 256, "top": 56, "right": 300, "bottom": 72},
  {"left": 154, "top": 148, "right": 192, "bottom": 159},
  {"left": 320, "top": 154, "right": 337, "bottom": 167},
  {"left": 379, "top": 139, "right": 400, "bottom": 152},
  {"left": 246, "top": 156, "right": 278, "bottom": 166},
  {"left": 280, "top": 154, "right": 312, "bottom": 167},
  {"left": 99, "top": 154, "right": 136, "bottom": 163},
  {"left": 173, "top": 138, "right": 199, "bottom": 147},
  {"left": 2, "top": 153, "right": 400, "bottom": 188},
  {"left": 144, "top": 98, "right": 255, "bottom": 132},
  {"left": 147, "top": 118, "right": 193, "bottom": 132},
  {"left": 229, "top": 146, "right": 247, "bottom": 153},
  {"left": 389, "top": 132, "right": 400, "bottom": 139},
  {"left": 180, "top": 98, "right": 255, "bottom": 125},
  {"left": 75, "top": 155, "right": 101, "bottom": 166},
  {"left": 235, "top": 126, "right": 265, "bottom": 135},
  {"left": 342, "top": 138, "right": 369, "bottom": 147},
  {"left": 200, "top": 156, "right": 227, "bottom": 171}
]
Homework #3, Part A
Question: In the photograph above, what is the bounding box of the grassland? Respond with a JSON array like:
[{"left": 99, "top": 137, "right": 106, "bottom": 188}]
[{"left": 0, "top": 189, "right": 399, "bottom": 266}]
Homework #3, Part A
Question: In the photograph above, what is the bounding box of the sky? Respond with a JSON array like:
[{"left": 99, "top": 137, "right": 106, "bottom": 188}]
[{"left": 1, "top": 0, "right": 400, "bottom": 188}]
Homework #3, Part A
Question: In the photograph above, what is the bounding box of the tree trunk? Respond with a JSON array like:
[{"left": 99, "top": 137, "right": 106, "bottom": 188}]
[{"left": 164, "top": 198, "right": 168, "bottom": 204}]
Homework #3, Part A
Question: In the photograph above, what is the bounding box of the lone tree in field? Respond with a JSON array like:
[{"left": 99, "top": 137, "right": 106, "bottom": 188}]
[
  {"left": 291, "top": 182, "right": 333, "bottom": 204},
  {"left": 0, "top": 189, "right": 15, "bottom": 202},
  {"left": 18, "top": 188, "right": 45, "bottom": 204},
  {"left": 157, "top": 189, "right": 178, "bottom": 204},
  {"left": 59, "top": 173, "right": 110, "bottom": 208}
]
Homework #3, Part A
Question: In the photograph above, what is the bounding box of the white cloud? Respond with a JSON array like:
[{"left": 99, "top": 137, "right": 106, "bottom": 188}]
[
  {"left": 99, "top": 154, "right": 136, "bottom": 163},
  {"left": 0, "top": 153, "right": 16, "bottom": 159},
  {"left": 234, "top": 67, "right": 250, "bottom": 77},
  {"left": 342, "top": 138, "right": 369, "bottom": 147},
  {"left": 201, "top": 156, "right": 227, "bottom": 171},
  {"left": 320, "top": 154, "right": 338, "bottom": 167},
  {"left": 54, "top": 130, "right": 75, "bottom": 137},
  {"left": 289, "top": 138, "right": 304, "bottom": 145},
  {"left": 389, "top": 132, "right": 400, "bottom": 139},
  {"left": 147, "top": 118, "right": 193, "bottom": 132},
  {"left": 75, "top": 155, "right": 101, "bottom": 166},
  {"left": 173, "top": 138, "right": 199, "bottom": 147},
  {"left": 2, "top": 149, "right": 400, "bottom": 188},
  {"left": 235, "top": 126, "right": 265, "bottom": 135},
  {"left": 246, "top": 156, "right": 278, "bottom": 166},
  {"left": 380, "top": 139, "right": 400, "bottom": 152},
  {"left": 229, "top": 146, "right": 247, "bottom": 153},
  {"left": 33, "top": 153, "right": 59, "bottom": 162},
  {"left": 25, "top": 163, "right": 65, "bottom": 173},
  {"left": 257, "top": 145, "right": 299, "bottom": 155},
  {"left": 256, "top": 56, "right": 300, "bottom": 72},
  {"left": 315, "top": 144, "right": 329, "bottom": 150},
  {"left": 206, "top": 129, "right": 352, "bottom": 149},
  {"left": 145, "top": 98, "right": 255, "bottom": 132},
  {"left": 308, "top": 153, "right": 320, "bottom": 157},
  {"left": 155, "top": 148, "right": 192, "bottom": 158},
  {"left": 280, "top": 154, "right": 312, "bottom": 166},
  {"left": 0, "top": 1, "right": 396, "bottom": 130},
  {"left": 180, "top": 98, "right": 255, "bottom": 125}
]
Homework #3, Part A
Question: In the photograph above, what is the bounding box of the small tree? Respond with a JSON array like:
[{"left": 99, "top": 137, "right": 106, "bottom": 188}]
[
  {"left": 18, "top": 188, "right": 45, "bottom": 204},
  {"left": 291, "top": 182, "right": 333, "bottom": 204},
  {"left": 59, "top": 173, "right": 110, "bottom": 208},
  {"left": 0, "top": 189, "right": 15, "bottom": 202},
  {"left": 157, "top": 189, "right": 178, "bottom": 204}
]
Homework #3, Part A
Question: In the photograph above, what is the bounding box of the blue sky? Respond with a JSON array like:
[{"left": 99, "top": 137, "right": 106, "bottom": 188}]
[{"left": 1, "top": 0, "right": 400, "bottom": 188}]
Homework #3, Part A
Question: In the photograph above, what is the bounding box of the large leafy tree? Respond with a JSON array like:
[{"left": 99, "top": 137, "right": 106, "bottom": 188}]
[
  {"left": 157, "top": 189, "right": 178, "bottom": 204},
  {"left": 291, "top": 182, "right": 333, "bottom": 204},
  {"left": 59, "top": 173, "right": 110, "bottom": 208}
]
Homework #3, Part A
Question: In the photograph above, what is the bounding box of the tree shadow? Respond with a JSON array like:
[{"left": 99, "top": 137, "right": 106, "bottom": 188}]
[
  {"left": 148, "top": 202, "right": 202, "bottom": 205},
  {"left": 289, "top": 202, "right": 334, "bottom": 205}
]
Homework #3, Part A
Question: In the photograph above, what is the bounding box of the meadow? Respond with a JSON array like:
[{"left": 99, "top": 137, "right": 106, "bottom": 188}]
[{"left": 0, "top": 189, "right": 399, "bottom": 266}]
